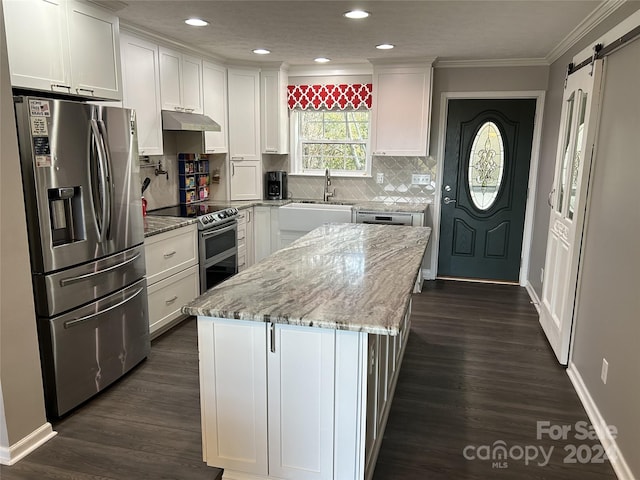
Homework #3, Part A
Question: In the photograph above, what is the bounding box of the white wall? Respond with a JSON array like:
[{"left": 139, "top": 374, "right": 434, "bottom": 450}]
[
  {"left": 0, "top": 0, "right": 52, "bottom": 463},
  {"left": 570, "top": 35, "right": 640, "bottom": 478}
]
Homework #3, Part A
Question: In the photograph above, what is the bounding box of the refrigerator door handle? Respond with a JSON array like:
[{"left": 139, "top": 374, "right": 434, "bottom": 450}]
[
  {"left": 90, "top": 118, "right": 109, "bottom": 242},
  {"left": 63, "top": 286, "right": 144, "bottom": 329},
  {"left": 59, "top": 252, "right": 142, "bottom": 286},
  {"left": 97, "top": 118, "right": 113, "bottom": 236}
]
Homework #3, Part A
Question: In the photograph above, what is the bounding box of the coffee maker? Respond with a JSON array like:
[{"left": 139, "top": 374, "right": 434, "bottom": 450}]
[{"left": 265, "top": 171, "right": 288, "bottom": 200}]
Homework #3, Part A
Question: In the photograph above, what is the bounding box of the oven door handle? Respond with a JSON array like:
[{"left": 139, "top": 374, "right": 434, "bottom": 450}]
[{"left": 200, "top": 222, "right": 237, "bottom": 239}]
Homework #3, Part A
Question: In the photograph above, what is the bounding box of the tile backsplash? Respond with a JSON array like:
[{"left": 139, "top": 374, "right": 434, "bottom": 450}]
[
  {"left": 140, "top": 152, "right": 227, "bottom": 211},
  {"left": 142, "top": 152, "right": 437, "bottom": 210},
  {"left": 285, "top": 155, "right": 437, "bottom": 204}
]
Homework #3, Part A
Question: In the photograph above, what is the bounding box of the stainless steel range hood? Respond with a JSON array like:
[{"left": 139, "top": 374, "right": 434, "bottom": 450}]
[{"left": 161, "top": 110, "right": 221, "bottom": 132}]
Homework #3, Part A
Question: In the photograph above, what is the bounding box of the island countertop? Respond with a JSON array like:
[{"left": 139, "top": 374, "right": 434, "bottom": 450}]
[{"left": 182, "top": 223, "right": 431, "bottom": 335}]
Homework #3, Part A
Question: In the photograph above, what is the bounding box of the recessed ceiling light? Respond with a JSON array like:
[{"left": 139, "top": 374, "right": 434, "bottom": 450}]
[
  {"left": 344, "top": 10, "right": 370, "bottom": 19},
  {"left": 184, "top": 18, "right": 208, "bottom": 27},
  {"left": 376, "top": 44, "right": 395, "bottom": 50},
  {"left": 314, "top": 57, "right": 331, "bottom": 63},
  {"left": 253, "top": 48, "right": 271, "bottom": 55}
]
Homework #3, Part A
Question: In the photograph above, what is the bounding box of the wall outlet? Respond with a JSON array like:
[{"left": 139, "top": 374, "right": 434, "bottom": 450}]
[
  {"left": 601, "top": 358, "right": 609, "bottom": 384},
  {"left": 411, "top": 174, "right": 431, "bottom": 185},
  {"left": 376, "top": 172, "right": 384, "bottom": 184},
  {"left": 540, "top": 268, "right": 544, "bottom": 284}
]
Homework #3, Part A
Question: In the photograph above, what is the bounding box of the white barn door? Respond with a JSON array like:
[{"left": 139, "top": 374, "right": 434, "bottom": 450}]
[{"left": 539, "top": 59, "right": 604, "bottom": 365}]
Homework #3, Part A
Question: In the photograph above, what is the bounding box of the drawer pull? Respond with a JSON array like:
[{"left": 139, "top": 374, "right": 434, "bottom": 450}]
[
  {"left": 165, "top": 295, "right": 179, "bottom": 305},
  {"left": 163, "top": 251, "right": 177, "bottom": 259}
]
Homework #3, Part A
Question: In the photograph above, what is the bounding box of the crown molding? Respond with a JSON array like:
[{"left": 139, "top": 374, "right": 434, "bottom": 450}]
[
  {"left": 288, "top": 63, "right": 373, "bottom": 77},
  {"left": 120, "top": 22, "right": 228, "bottom": 64},
  {"left": 545, "top": 0, "right": 627, "bottom": 64},
  {"left": 87, "top": 0, "right": 129, "bottom": 12},
  {"left": 367, "top": 56, "right": 437, "bottom": 67},
  {"left": 435, "top": 58, "right": 549, "bottom": 69}
]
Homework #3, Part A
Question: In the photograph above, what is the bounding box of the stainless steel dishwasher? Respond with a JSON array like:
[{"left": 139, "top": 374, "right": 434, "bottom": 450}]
[{"left": 355, "top": 211, "right": 414, "bottom": 225}]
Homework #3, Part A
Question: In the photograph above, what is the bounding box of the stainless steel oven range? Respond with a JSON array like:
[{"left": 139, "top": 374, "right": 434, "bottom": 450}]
[{"left": 148, "top": 204, "right": 239, "bottom": 293}]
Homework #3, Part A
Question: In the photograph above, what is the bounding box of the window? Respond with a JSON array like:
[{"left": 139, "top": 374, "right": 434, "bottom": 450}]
[
  {"left": 468, "top": 121, "right": 505, "bottom": 211},
  {"left": 291, "top": 110, "right": 371, "bottom": 176}
]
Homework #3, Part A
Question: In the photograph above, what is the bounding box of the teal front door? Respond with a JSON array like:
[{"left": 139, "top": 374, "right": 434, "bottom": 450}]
[{"left": 438, "top": 99, "right": 536, "bottom": 281}]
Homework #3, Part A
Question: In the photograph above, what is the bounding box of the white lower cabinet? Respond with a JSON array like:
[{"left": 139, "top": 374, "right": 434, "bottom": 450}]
[
  {"left": 268, "top": 324, "right": 336, "bottom": 480},
  {"left": 198, "top": 304, "right": 412, "bottom": 480},
  {"left": 199, "top": 320, "right": 337, "bottom": 479},
  {"left": 237, "top": 208, "right": 254, "bottom": 271},
  {"left": 147, "top": 264, "right": 198, "bottom": 336},
  {"left": 144, "top": 224, "right": 198, "bottom": 337},
  {"left": 254, "top": 206, "right": 281, "bottom": 263}
]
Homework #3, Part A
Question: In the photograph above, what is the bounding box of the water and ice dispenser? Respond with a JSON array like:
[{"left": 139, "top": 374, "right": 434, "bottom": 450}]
[{"left": 48, "top": 187, "right": 83, "bottom": 246}]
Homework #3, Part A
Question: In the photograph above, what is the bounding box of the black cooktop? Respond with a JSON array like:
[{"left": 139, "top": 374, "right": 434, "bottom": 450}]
[{"left": 149, "top": 204, "right": 231, "bottom": 218}]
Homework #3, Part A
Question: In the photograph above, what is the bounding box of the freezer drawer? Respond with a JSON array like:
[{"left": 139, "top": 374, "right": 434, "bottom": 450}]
[
  {"left": 33, "top": 245, "right": 146, "bottom": 317},
  {"left": 37, "top": 278, "right": 150, "bottom": 417}
]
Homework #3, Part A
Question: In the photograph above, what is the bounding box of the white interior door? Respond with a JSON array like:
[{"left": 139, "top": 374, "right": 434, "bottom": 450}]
[{"left": 539, "top": 59, "right": 603, "bottom": 364}]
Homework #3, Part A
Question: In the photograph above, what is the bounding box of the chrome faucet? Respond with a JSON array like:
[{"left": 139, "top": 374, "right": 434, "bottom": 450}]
[{"left": 323, "top": 168, "right": 335, "bottom": 202}]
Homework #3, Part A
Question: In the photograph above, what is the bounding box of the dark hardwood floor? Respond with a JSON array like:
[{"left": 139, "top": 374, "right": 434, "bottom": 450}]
[
  {"left": 0, "top": 321, "right": 223, "bottom": 480},
  {"left": 373, "top": 280, "right": 616, "bottom": 479},
  {"left": 1, "top": 280, "right": 616, "bottom": 479}
]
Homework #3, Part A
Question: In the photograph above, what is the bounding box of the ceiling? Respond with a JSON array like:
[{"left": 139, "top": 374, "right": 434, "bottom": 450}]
[{"left": 107, "top": 0, "right": 611, "bottom": 67}]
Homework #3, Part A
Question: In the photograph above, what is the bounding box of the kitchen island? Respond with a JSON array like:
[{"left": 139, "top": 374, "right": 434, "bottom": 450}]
[{"left": 183, "top": 223, "right": 430, "bottom": 480}]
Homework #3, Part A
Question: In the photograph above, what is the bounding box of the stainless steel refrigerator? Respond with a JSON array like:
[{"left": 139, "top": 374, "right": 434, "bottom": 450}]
[{"left": 13, "top": 95, "right": 150, "bottom": 417}]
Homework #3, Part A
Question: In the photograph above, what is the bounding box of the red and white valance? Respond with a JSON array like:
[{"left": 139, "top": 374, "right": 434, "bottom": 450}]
[{"left": 287, "top": 84, "right": 373, "bottom": 110}]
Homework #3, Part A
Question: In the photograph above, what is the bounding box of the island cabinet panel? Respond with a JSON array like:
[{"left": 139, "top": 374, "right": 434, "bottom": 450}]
[
  {"left": 198, "top": 318, "right": 369, "bottom": 480},
  {"left": 268, "top": 324, "right": 336, "bottom": 480},
  {"left": 198, "top": 319, "right": 269, "bottom": 475}
]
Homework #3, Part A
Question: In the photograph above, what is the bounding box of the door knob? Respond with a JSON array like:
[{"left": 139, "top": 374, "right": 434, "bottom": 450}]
[{"left": 443, "top": 196, "right": 457, "bottom": 205}]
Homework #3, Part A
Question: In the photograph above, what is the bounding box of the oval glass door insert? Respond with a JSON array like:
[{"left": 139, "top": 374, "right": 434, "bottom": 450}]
[{"left": 468, "top": 121, "right": 505, "bottom": 210}]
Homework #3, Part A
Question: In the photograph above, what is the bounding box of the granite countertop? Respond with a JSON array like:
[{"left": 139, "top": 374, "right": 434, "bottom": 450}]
[
  {"left": 143, "top": 216, "right": 197, "bottom": 237},
  {"left": 144, "top": 198, "right": 429, "bottom": 237},
  {"left": 182, "top": 223, "right": 431, "bottom": 335},
  {"left": 231, "top": 198, "right": 430, "bottom": 214}
]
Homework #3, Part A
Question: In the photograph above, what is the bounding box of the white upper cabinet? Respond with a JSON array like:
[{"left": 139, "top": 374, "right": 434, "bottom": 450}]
[
  {"left": 202, "top": 61, "right": 228, "bottom": 153},
  {"left": 66, "top": 0, "right": 122, "bottom": 99},
  {"left": 230, "top": 160, "right": 262, "bottom": 200},
  {"left": 371, "top": 63, "right": 433, "bottom": 157},
  {"left": 182, "top": 54, "right": 204, "bottom": 113},
  {"left": 159, "top": 47, "right": 203, "bottom": 113},
  {"left": 260, "top": 67, "right": 289, "bottom": 154},
  {"left": 119, "top": 32, "right": 163, "bottom": 156},
  {"left": 228, "top": 67, "right": 261, "bottom": 161},
  {"left": 3, "top": 0, "right": 122, "bottom": 100}
]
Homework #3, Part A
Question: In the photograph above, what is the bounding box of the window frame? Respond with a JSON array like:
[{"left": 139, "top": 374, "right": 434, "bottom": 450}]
[{"left": 289, "top": 109, "right": 372, "bottom": 177}]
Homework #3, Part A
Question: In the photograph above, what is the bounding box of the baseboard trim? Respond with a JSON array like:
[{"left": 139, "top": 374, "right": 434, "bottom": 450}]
[
  {"left": 0, "top": 422, "right": 56, "bottom": 466},
  {"left": 566, "top": 363, "right": 636, "bottom": 480},
  {"left": 524, "top": 281, "right": 541, "bottom": 313}
]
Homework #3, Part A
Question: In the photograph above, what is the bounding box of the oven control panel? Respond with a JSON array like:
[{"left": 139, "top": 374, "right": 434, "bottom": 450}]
[{"left": 198, "top": 207, "right": 239, "bottom": 229}]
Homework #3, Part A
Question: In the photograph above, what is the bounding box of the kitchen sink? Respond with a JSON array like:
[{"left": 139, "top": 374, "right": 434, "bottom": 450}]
[
  {"left": 282, "top": 202, "right": 353, "bottom": 211},
  {"left": 279, "top": 202, "right": 353, "bottom": 232}
]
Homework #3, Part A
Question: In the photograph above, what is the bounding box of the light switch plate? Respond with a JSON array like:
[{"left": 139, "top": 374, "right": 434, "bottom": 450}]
[
  {"left": 411, "top": 174, "right": 431, "bottom": 185},
  {"left": 376, "top": 173, "right": 384, "bottom": 184}
]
